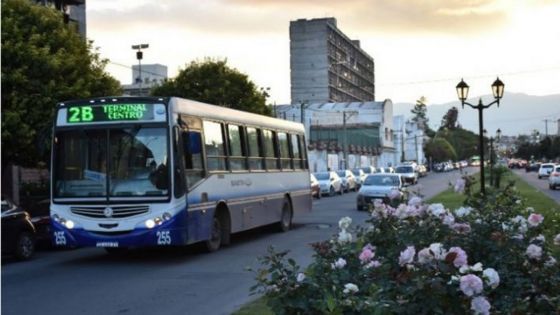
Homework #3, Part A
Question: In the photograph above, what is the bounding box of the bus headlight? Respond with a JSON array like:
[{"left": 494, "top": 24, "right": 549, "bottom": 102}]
[
  {"left": 162, "top": 212, "right": 172, "bottom": 221},
  {"left": 145, "top": 219, "right": 156, "bottom": 229},
  {"left": 65, "top": 220, "right": 75, "bottom": 229},
  {"left": 154, "top": 217, "right": 162, "bottom": 226}
]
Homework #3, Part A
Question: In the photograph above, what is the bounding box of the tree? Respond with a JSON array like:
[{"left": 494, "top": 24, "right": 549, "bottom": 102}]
[
  {"left": 441, "top": 106, "right": 459, "bottom": 130},
  {"left": 424, "top": 137, "right": 457, "bottom": 162},
  {"left": 1, "top": 0, "right": 122, "bottom": 168},
  {"left": 411, "top": 96, "right": 429, "bottom": 127},
  {"left": 152, "top": 59, "right": 271, "bottom": 116}
]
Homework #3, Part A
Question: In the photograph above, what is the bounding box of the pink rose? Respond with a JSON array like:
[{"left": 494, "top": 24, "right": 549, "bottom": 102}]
[
  {"left": 460, "top": 274, "right": 483, "bottom": 296},
  {"left": 359, "top": 248, "right": 375, "bottom": 263},
  {"left": 527, "top": 213, "right": 544, "bottom": 227},
  {"left": 448, "top": 247, "right": 468, "bottom": 268},
  {"left": 452, "top": 223, "right": 472, "bottom": 234}
]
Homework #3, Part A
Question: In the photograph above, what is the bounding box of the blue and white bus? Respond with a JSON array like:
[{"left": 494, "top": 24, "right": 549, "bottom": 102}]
[{"left": 50, "top": 96, "right": 311, "bottom": 252}]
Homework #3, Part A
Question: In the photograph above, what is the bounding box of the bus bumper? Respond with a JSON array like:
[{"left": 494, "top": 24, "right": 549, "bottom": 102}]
[{"left": 50, "top": 215, "right": 188, "bottom": 248}]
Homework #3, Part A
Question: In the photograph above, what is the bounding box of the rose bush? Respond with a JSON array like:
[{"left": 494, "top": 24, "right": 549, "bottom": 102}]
[{"left": 251, "top": 178, "right": 560, "bottom": 314}]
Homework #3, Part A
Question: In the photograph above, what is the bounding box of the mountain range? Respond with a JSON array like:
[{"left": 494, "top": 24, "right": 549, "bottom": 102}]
[{"left": 393, "top": 92, "right": 560, "bottom": 137}]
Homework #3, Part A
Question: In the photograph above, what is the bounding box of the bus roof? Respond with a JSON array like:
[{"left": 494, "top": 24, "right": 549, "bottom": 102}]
[{"left": 170, "top": 97, "right": 305, "bottom": 134}]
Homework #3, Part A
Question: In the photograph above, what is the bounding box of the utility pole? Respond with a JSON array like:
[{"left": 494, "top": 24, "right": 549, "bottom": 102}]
[
  {"left": 342, "top": 111, "right": 358, "bottom": 169},
  {"left": 543, "top": 119, "right": 553, "bottom": 137}
]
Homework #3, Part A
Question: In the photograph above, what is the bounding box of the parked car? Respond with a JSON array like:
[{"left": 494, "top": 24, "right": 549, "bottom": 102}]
[
  {"left": 351, "top": 168, "right": 366, "bottom": 188},
  {"left": 336, "top": 170, "right": 358, "bottom": 192},
  {"left": 25, "top": 198, "right": 52, "bottom": 246},
  {"left": 417, "top": 165, "right": 428, "bottom": 177},
  {"left": 314, "top": 171, "right": 343, "bottom": 196},
  {"left": 548, "top": 165, "right": 560, "bottom": 190},
  {"left": 1, "top": 196, "right": 36, "bottom": 260},
  {"left": 538, "top": 163, "right": 556, "bottom": 179},
  {"left": 526, "top": 162, "right": 541, "bottom": 173},
  {"left": 310, "top": 174, "right": 321, "bottom": 199},
  {"left": 394, "top": 165, "right": 418, "bottom": 185},
  {"left": 384, "top": 167, "right": 395, "bottom": 173},
  {"left": 356, "top": 174, "right": 404, "bottom": 211},
  {"left": 361, "top": 166, "right": 375, "bottom": 176}
]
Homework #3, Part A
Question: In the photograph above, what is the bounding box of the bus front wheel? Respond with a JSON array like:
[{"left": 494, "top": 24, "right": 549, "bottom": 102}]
[{"left": 205, "top": 215, "right": 223, "bottom": 252}]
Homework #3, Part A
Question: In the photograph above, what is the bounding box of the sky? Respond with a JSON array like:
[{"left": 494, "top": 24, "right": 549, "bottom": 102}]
[{"left": 88, "top": 0, "right": 560, "bottom": 107}]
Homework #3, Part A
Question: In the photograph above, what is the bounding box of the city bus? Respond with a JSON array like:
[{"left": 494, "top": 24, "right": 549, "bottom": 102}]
[{"left": 50, "top": 96, "right": 311, "bottom": 253}]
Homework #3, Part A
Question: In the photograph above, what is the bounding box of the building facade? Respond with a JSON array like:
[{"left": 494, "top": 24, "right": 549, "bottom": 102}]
[
  {"left": 36, "top": 0, "right": 86, "bottom": 38},
  {"left": 122, "top": 64, "right": 168, "bottom": 96},
  {"left": 276, "top": 100, "right": 395, "bottom": 172},
  {"left": 393, "top": 116, "right": 426, "bottom": 167},
  {"left": 290, "top": 18, "right": 375, "bottom": 105}
]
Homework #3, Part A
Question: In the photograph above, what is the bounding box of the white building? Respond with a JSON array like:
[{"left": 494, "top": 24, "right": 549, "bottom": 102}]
[
  {"left": 275, "top": 100, "right": 395, "bottom": 172},
  {"left": 393, "top": 115, "right": 427, "bottom": 165},
  {"left": 122, "top": 64, "right": 168, "bottom": 96}
]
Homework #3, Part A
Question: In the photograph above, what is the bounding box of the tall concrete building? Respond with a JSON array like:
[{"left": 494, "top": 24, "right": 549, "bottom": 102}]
[
  {"left": 290, "top": 18, "right": 375, "bottom": 105},
  {"left": 36, "top": 0, "right": 86, "bottom": 38}
]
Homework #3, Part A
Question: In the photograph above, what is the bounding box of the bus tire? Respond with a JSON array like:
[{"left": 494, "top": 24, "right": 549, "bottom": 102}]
[
  {"left": 205, "top": 208, "right": 230, "bottom": 252},
  {"left": 277, "top": 198, "right": 292, "bottom": 232}
]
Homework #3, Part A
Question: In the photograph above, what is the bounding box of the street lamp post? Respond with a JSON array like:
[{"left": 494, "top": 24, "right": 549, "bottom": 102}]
[
  {"left": 484, "top": 128, "right": 502, "bottom": 187},
  {"left": 456, "top": 77, "right": 504, "bottom": 195},
  {"left": 131, "top": 43, "right": 149, "bottom": 96}
]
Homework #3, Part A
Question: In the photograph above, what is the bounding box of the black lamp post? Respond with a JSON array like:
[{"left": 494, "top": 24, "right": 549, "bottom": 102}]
[
  {"left": 132, "top": 43, "right": 149, "bottom": 96},
  {"left": 456, "top": 77, "right": 505, "bottom": 195},
  {"left": 484, "top": 128, "right": 502, "bottom": 186}
]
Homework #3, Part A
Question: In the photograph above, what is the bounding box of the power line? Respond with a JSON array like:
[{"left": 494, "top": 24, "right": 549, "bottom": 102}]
[
  {"left": 108, "top": 61, "right": 168, "bottom": 79},
  {"left": 378, "top": 65, "right": 560, "bottom": 87}
]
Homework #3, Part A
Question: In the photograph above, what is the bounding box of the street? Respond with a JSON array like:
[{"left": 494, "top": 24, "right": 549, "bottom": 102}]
[
  {"left": 511, "top": 169, "right": 560, "bottom": 204},
  {"left": 1, "top": 169, "right": 472, "bottom": 315}
]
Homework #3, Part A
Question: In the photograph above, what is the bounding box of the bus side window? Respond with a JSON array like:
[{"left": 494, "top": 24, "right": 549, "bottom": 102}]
[
  {"left": 247, "top": 127, "right": 264, "bottom": 170},
  {"left": 182, "top": 130, "right": 205, "bottom": 189},
  {"left": 263, "top": 129, "right": 278, "bottom": 170},
  {"left": 290, "top": 134, "right": 302, "bottom": 169},
  {"left": 203, "top": 121, "right": 227, "bottom": 172},
  {"left": 228, "top": 124, "right": 247, "bottom": 171},
  {"left": 278, "top": 132, "right": 291, "bottom": 170}
]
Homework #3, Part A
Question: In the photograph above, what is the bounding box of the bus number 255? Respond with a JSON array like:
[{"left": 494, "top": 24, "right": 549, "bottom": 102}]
[{"left": 156, "top": 231, "right": 171, "bottom": 245}]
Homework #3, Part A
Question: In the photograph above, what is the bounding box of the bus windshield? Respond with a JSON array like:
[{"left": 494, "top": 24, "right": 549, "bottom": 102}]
[{"left": 53, "top": 126, "right": 169, "bottom": 198}]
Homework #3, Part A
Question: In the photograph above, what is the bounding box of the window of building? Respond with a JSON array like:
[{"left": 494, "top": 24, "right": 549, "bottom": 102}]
[{"left": 385, "top": 127, "right": 389, "bottom": 141}]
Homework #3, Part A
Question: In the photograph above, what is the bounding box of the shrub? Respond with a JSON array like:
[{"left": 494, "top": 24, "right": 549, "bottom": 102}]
[{"left": 251, "top": 178, "right": 560, "bottom": 314}]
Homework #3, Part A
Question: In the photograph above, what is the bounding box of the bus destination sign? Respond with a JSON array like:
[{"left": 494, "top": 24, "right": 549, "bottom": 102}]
[{"left": 66, "top": 104, "right": 155, "bottom": 123}]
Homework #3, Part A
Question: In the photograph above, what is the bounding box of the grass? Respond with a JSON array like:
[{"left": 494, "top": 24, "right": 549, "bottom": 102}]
[
  {"left": 235, "top": 170, "right": 559, "bottom": 315},
  {"left": 232, "top": 297, "right": 272, "bottom": 315},
  {"left": 429, "top": 169, "right": 560, "bottom": 234}
]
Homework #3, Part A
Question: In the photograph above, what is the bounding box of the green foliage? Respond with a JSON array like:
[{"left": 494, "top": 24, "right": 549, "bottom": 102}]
[
  {"left": 251, "top": 181, "right": 560, "bottom": 314},
  {"left": 1, "top": 0, "right": 122, "bottom": 167},
  {"left": 440, "top": 106, "right": 459, "bottom": 130},
  {"left": 424, "top": 137, "right": 457, "bottom": 162},
  {"left": 515, "top": 136, "right": 560, "bottom": 161},
  {"left": 151, "top": 58, "right": 271, "bottom": 116},
  {"left": 410, "top": 96, "right": 429, "bottom": 126}
]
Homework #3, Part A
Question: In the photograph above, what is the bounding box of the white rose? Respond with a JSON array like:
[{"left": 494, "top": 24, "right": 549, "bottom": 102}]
[
  {"left": 471, "top": 262, "right": 483, "bottom": 272},
  {"left": 331, "top": 258, "right": 347, "bottom": 269},
  {"left": 554, "top": 234, "right": 560, "bottom": 246},
  {"left": 429, "top": 243, "right": 447, "bottom": 260},
  {"left": 296, "top": 272, "right": 306, "bottom": 282},
  {"left": 343, "top": 283, "right": 359, "bottom": 294},
  {"left": 428, "top": 203, "right": 446, "bottom": 217},
  {"left": 483, "top": 268, "right": 500, "bottom": 289},
  {"left": 338, "top": 216, "right": 352, "bottom": 230},
  {"left": 454, "top": 206, "right": 472, "bottom": 218},
  {"left": 338, "top": 230, "right": 353, "bottom": 244},
  {"left": 526, "top": 244, "right": 543, "bottom": 260}
]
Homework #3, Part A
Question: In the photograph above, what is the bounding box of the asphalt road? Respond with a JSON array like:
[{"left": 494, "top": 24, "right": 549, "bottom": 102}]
[
  {"left": 1, "top": 169, "right": 472, "bottom": 315},
  {"left": 511, "top": 169, "right": 560, "bottom": 204}
]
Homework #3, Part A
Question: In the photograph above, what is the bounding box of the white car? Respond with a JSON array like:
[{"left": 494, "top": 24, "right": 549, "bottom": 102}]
[
  {"left": 394, "top": 165, "right": 418, "bottom": 185},
  {"left": 336, "top": 170, "right": 358, "bottom": 192},
  {"left": 351, "top": 168, "right": 366, "bottom": 188},
  {"left": 357, "top": 174, "right": 404, "bottom": 211},
  {"left": 548, "top": 165, "right": 560, "bottom": 189},
  {"left": 314, "top": 171, "right": 343, "bottom": 196},
  {"left": 538, "top": 163, "right": 555, "bottom": 179}
]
